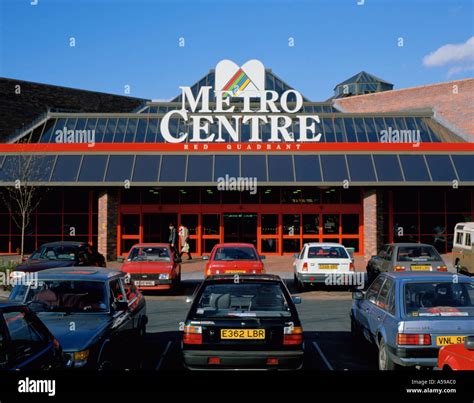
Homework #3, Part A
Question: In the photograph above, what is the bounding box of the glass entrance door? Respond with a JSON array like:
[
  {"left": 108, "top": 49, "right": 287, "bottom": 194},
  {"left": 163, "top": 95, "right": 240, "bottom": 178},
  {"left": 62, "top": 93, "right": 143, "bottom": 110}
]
[
  {"left": 224, "top": 213, "right": 257, "bottom": 246},
  {"left": 143, "top": 213, "right": 177, "bottom": 243}
]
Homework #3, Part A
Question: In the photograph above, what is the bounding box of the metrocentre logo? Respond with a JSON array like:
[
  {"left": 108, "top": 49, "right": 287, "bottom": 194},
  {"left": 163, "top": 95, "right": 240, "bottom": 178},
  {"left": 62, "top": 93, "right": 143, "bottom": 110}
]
[{"left": 160, "top": 59, "right": 322, "bottom": 144}]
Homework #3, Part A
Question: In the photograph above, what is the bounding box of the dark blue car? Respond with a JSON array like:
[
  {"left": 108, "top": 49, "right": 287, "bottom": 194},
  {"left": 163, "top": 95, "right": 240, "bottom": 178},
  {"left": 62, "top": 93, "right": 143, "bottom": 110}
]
[
  {"left": 0, "top": 301, "right": 64, "bottom": 370},
  {"left": 9, "top": 267, "right": 147, "bottom": 369}
]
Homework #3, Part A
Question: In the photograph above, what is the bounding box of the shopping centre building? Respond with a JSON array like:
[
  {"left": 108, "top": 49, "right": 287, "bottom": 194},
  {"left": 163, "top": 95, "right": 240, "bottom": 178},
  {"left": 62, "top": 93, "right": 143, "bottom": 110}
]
[{"left": 0, "top": 61, "right": 473, "bottom": 262}]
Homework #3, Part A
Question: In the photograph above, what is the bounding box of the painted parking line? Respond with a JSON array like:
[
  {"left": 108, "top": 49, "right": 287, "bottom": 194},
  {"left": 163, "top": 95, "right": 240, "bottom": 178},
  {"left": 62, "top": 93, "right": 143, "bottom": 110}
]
[
  {"left": 155, "top": 341, "right": 173, "bottom": 371},
  {"left": 312, "top": 340, "right": 334, "bottom": 371}
]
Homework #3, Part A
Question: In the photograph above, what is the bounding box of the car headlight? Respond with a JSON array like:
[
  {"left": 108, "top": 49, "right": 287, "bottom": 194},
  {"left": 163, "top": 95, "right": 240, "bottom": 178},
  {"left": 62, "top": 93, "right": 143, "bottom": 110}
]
[
  {"left": 72, "top": 349, "right": 90, "bottom": 366},
  {"left": 159, "top": 273, "right": 169, "bottom": 280}
]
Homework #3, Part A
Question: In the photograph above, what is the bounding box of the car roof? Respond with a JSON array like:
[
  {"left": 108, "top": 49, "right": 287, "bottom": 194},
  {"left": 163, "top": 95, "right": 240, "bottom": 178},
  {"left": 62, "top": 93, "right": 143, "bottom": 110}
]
[
  {"left": 206, "top": 274, "right": 281, "bottom": 282},
  {"left": 38, "top": 241, "right": 88, "bottom": 247},
  {"left": 383, "top": 271, "right": 472, "bottom": 281},
  {"left": 212, "top": 243, "right": 257, "bottom": 248},
  {"left": 303, "top": 242, "right": 344, "bottom": 247},
  {"left": 130, "top": 243, "right": 170, "bottom": 248},
  {"left": 385, "top": 243, "right": 434, "bottom": 247},
  {"left": 455, "top": 222, "right": 474, "bottom": 231},
  {"left": 33, "top": 267, "right": 123, "bottom": 282}
]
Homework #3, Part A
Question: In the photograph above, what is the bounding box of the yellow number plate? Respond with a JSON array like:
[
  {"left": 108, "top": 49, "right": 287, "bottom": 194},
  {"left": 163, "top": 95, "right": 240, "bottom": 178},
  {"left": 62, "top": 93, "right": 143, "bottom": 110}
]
[
  {"left": 411, "top": 265, "right": 431, "bottom": 271},
  {"left": 319, "top": 264, "right": 338, "bottom": 270},
  {"left": 224, "top": 270, "right": 246, "bottom": 273},
  {"left": 221, "top": 329, "right": 265, "bottom": 339},
  {"left": 436, "top": 336, "right": 466, "bottom": 346}
]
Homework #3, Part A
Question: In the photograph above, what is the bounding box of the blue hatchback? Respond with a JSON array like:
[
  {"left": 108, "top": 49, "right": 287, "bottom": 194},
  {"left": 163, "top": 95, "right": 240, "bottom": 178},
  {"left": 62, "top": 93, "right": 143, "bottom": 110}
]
[{"left": 350, "top": 272, "right": 474, "bottom": 370}]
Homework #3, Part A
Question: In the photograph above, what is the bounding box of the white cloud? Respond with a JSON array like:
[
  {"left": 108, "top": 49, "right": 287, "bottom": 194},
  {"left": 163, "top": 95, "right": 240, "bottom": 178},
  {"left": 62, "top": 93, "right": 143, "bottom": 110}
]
[{"left": 423, "top": 37, "right": 474, "bottom": 77}]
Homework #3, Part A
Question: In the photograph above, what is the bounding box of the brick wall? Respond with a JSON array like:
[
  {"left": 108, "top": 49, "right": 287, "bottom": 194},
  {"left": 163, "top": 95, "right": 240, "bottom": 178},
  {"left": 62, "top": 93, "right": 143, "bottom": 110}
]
[
  {"left": 335, "top": 78, "right": 474, "bottom": 141},
  {"left": 98, "top": 190, "right": 119, "bottom": 262},
  {"left": 363, "top": 189, "right": 378, "bottom": 264}
]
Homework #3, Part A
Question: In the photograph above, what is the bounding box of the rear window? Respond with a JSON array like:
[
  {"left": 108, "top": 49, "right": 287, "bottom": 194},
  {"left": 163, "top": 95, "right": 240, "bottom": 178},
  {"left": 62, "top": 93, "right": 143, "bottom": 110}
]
[
  {"left": 30, "top": 245, "right": 78, "bottom": 261},
  {"left": 213, "top": 247, "right": 258, "bottom": 261},
  {"left": 404, "top": 281, "right": 474, "bottom": 318},
  {"left": 194, "top": 282, "right": 292, "bottom": 318},
  {"left": 307, "top": 246, "right": 349, "bottom": 259},
  {"left": 128, "top": 246, "right": 170, "bottom": 262},
  {"left": 396, "top": 246, "right": 442, "bottom": 262}
]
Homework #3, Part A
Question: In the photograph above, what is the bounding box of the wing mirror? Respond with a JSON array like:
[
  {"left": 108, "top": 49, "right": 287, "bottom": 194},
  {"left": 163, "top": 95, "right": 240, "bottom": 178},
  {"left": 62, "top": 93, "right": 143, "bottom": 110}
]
[
  {"left": 185, "top": 296, "right": 193, "bottom": 304},
  {"left": 465, "top": 336, "right": 474, "bottom": 351},
  {"left": 202, "top": 255, "right": 209, "bottom": 260},
  {"left": 352, "top": 291, "right": 365, "bottom": 300},
  {"left": 259, "top": 255, "right": 266, "bottom": 260},
  {"left": 292, "top": 296, "right": 302, "bottom": 304}
]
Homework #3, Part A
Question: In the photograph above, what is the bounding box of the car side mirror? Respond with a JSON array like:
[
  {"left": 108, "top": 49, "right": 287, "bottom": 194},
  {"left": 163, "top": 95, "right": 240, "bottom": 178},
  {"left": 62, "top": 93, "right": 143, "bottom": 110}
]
[
  {"left": 465, "top": 336, "right": 474, "bottom": 351},
  {"left": 114, "top": 301, "right": 128, "bottom": 311},
  {"left": 185, "top": 296, "right": 193, "bottom": 304},
  {"left": 259, "top": 255, "right": 266, "bottom": 260},
  {"left": 352, "top": 291, "right": 365, "bottom": 300},
  {"left": 202, "top": 255, "right": 209, "bottom": 260},
  {"left": 292, "top": 296, "right": 302, "bottom": 304},
  {"left": 117, "top": 256, "right": 125, "bottom": 263}
]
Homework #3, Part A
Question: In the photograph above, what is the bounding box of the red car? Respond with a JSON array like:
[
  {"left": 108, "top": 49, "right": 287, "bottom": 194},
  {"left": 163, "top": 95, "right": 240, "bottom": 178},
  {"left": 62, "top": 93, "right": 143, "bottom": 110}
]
[
  {"left": 120, "top": 243, "right": 181, "bottom": 290},
  {"left": 438, "top": 336, "right": 474, "bottom": 370},
  {"left": 204, "top": 243, "right": 265, "bottom": 276}
]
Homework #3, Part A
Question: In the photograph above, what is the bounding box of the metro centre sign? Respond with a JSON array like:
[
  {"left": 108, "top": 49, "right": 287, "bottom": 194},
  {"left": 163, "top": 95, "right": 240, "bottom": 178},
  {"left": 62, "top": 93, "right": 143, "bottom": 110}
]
[{"left": 159, "top": 59, "right": 322, "bottom": 144}]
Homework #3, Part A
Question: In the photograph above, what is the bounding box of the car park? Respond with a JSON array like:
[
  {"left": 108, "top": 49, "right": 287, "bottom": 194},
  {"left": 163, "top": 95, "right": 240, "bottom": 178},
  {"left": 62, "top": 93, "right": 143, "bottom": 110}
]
[
  {"left": 120, "top": 243, "right": 182, "bottom": 291},
  {"left": 293, "top": 242, "right": 355, "bottom": 291},
  {"left": 351, "top": 271, "right": 474, "bottom": 370},
  {"left": 203, "top": 243, "right": 265, "bottom": 276},
  {"left": 11, "top": 241, "right": 106, "bottom": 280},
  {"left": 438, "top": 335, "right": 474, "bottom": 370},
  {"left": 453, "top": 222, "right": 474, "bottom": 276},
  {"left": 0, "top": 301, "right": 64, "bottom": 370},
  {"left": 9, "top": 267, "right": 147, "bottom": 369},
  {"left": 181, "top": 274, "right": 304, "bottom": 370},
  {"left": 366, "top": 243, "right": 448, "bottom": 284}
]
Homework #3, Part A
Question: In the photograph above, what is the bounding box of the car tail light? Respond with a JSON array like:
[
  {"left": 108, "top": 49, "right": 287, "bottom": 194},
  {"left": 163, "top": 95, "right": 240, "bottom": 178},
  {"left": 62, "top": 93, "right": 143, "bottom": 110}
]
[
  {"left": 394, "top": 266, "right": 406, "bottom": 271},
  {"left": 397, "top": 333, "right": 431, "bottom": 346},
  {"left": 208, "top": 357, "right": 220, "bottom": 365},
  {"left": 205, "top": 268, "right": 211, "bottom": 276},
  {"left": 283, "top": 325, "right": 303, "bottom": 345},
  {"left": 183, "top": 325, "right": 202, "bottom": 344},
  {"left": 436, "top": 266, "right": 448, "bottom": 272},
  {"left": 302, "top": 262, "right": 308, "bottom": 272},
  {"left": 349, "top": 262, "right": 355, "bottom": 271},
  {"left": 267, "top": 358, "right": 279, "bottom": 365},
  {"left": 52, "top": 338, "right": 60, "bottom": 349}
]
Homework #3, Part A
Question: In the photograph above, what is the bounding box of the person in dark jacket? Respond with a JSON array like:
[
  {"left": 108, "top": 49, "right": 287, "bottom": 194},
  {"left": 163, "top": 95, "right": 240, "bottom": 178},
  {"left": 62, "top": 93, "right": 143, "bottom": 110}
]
[{"left": 168, "top": 223, "right": 177, "bottom": 253}]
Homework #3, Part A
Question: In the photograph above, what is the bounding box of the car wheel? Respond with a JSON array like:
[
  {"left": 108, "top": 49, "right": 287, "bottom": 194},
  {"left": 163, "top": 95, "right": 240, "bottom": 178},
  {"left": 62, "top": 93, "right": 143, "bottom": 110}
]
[
  {"left": 294, "top": 273, "right": 305, "bottom": 292},
  {"left": 98, "top": 356, "right": 113, "bottom": 371},
  {"left": 378, "top": 338, "right": 399, "bottom": 370}
]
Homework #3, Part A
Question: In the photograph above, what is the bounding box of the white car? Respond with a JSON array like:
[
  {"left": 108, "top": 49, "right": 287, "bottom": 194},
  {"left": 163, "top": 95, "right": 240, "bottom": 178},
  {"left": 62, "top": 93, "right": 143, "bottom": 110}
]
[{"left": 293, "top": 243, "right": 355, "bottom": 291}]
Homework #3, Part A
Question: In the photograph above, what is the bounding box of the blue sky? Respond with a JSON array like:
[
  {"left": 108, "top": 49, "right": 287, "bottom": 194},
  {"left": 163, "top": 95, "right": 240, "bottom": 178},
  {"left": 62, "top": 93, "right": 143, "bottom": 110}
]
[{"left": 1, "top": 0, "right": 473, "bottom": 101}]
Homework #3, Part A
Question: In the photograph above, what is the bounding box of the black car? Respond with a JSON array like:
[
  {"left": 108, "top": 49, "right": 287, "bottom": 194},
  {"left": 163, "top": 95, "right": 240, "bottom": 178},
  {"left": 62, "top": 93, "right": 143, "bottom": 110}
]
[
  {"left": 182, "top": 274, "right": 304, "bottom": 370},
  {"left": 0, "top": 301, "right": 64, "bottom": 370},
  {"left": 9, "top": 267, "right": 147, "bottom": 369},
  {"left": 14, "top": 242, "right": 106, "bottom": 277}
]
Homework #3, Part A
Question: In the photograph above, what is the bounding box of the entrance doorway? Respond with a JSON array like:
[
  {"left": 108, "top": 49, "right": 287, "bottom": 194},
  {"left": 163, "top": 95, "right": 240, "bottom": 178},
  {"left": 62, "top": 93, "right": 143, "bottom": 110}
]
[
  {"left": 143, "top": 213, "right": 177, "bottom": 243},
  {"left": 223, "top": 213, "right": 257, "bottom": 245}
]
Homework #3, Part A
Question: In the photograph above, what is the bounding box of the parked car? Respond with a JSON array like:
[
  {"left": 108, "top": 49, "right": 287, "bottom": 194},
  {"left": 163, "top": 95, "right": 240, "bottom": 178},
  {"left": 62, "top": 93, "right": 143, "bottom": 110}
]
[
  {"left": 366, "top": 243, "right": 447, "bottom": 284},
  {"left": 350, "top": 271, "right": 474, "bottom": 370},
  {"left": 182, "top": 274, "right": 304, "bottom": 370},
  {"left": 11, "top": 241, "right": 106, "bottom": 280},
  {"left": 9, "top": 267, "right": 147, "bottom": 369},
  {"left": 438, "top": 335, "right": 474, "bottom": 370},
  {"left": 293, "top": 242, "right": 355, "bottom": 291},
  {"left": 203, "top": 243, "right": 265, "bottom": 276},
  {"left": 120, "top": 243, "right": 181, "bottom": 291},
  {"left": 0, "top": 301, "right": 64, "bottom": 370},
  {"left": 453, "top": 222, "right": 474, "bottom": 276}
]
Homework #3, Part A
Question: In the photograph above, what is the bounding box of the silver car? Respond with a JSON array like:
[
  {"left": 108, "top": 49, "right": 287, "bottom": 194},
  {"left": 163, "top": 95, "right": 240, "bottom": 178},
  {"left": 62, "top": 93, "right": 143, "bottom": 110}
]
[
  {"left": 351, "top": 271, "right": 474, "bottom": 370},
  {"left": 367, "top": 243, "right": 448, "bottom": 284}
]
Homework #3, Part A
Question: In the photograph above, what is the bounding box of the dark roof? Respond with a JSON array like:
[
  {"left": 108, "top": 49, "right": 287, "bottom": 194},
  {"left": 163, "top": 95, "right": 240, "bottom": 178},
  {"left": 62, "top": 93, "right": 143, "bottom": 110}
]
[
  {"left": 334, "top": 71, "right": 393, "bottom": 89},
  {"left": 0, "top": 77, "right": 149, "bottom": 142},
  {"left": 207, "top": 274, "right": 282, "bottom": 282},
  {"left": 385, "top": 271, "right": 472, "bottom": 281},
  {"left": 40, "top": 241, "right": 89, "bottom": 247},
  {"left": 35, "top": 267, "right": 123, "bottom": 281}
]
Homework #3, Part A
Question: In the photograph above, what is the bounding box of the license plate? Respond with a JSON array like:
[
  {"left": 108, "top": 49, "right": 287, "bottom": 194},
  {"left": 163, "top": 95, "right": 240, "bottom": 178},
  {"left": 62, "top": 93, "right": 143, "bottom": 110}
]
[
  {"left": 221, "top": 329, "right": 265, "bottom": 339},
  {"left": 319, "top": 264, "right": 338, "bottom": 270},
  {"left": 224, "top": 270, "right": 246, "bottom": 273},
  {"left": 436, "top": 335, "right": 466, "bottom": 346},
  {"left": 135, "top": 280, "right": 155, "bottom": 286},
  {"left": 411, "top": 265, "right": 431, "bottom": 271}
]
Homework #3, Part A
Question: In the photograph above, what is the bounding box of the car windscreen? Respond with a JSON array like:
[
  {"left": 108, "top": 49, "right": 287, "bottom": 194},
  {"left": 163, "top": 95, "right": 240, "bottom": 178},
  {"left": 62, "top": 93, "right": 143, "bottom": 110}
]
[
  {"left": 195, "top": 282, "right": 292, "bottom": 318},
  {"left": 307, "top": 246, "right": 349, "bottom": 259},
  {"left": 128, "top": 246, "right": 171, "bottom": 262},
  {"left": 213, "top": 247, "right": 258, "bottom": 261},
  {"left": 15, "top": 280, "right": 108, "bottom": 313},
  {"left": 397, "top": 246, "right": 442, "bottom": 262},
  {"left": 404, "top": 281, "right": 474, "bottom": 318},
  {"left": 29, "top": 245, "right": 78, "bottom": 261}
]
